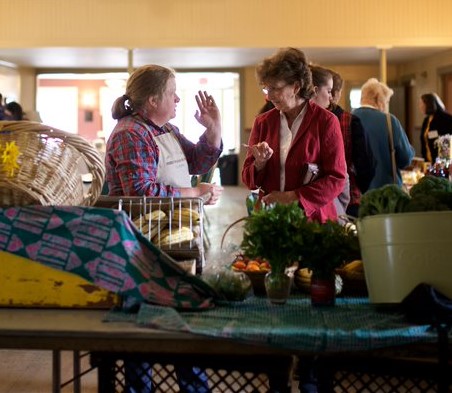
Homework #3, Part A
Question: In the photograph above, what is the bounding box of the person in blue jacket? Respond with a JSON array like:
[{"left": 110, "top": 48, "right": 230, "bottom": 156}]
[{"left": 353, "top": 78, "right": 414, "bottom": 189}]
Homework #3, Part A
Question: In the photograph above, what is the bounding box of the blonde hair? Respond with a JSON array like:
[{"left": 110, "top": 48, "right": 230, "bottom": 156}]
[
  {"left": 360, "top": 78, "right": 393, "bottom": 112},
  {"left": 111, "top": 65, "right": 176, "bottom": 120}
]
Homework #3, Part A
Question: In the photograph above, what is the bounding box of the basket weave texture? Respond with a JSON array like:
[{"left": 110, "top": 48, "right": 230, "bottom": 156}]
[{"left": 0, "top": 120, "right": 105, "bottom": 207}]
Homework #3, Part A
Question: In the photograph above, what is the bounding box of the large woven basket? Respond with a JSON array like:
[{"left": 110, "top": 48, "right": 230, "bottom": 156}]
[{"left": 0, "top": 120, "right": 105, "bottom": 207}]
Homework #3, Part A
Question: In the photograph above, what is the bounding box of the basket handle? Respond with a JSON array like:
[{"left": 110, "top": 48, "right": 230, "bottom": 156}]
[{"left": 220, "top": 216, "right": 247, "bottom": 250}]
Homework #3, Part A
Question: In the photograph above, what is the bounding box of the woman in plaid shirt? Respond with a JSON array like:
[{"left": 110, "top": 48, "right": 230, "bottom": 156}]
[{"left": 106, "top": 64, "right": 223, "bottom": 205}]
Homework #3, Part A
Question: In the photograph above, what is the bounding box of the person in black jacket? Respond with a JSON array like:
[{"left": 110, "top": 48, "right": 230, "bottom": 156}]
[
  {"left": 328, "top": 69, "right": 375, "bottom": 217},
  {"left": 5, "top": 101, "right": 24, "bottom": 120},
  {"left": 419, "top": 93, "right": 452, "bottom": 163}
]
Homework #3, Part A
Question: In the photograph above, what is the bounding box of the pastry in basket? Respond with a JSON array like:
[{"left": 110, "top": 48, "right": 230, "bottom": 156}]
[
  {"left": 133, "top": 210, "right": 166, "bottom": 228},
  {"left": 171, "top": 207, "right": 200, "bottom": 225},
  {"left": 145, "top": 209, "right": 167, "bottom": 221},
  {"left": 142, "top": 222, "right": 168, "bottom": 240},
  {"left": 133, "top": 210, "right": 168, "bottom": 238},
  {"left": 152, "top": 226, "right": 194, "bottom": 246}
]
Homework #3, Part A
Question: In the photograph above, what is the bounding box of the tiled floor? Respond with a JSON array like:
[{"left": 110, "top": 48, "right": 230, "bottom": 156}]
[{"left": 0, "top": 349, "right": 97, "bottom": 393}]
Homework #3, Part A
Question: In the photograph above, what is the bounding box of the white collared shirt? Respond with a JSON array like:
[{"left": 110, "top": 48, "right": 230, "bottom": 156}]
[{"left": 279, "top": 105, "right": 307, "bottom": 191}]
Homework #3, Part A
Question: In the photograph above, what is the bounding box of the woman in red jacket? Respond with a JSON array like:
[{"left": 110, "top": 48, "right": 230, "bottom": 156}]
[{"left": 242, "top": 48, "right": 346, "bottom": 223}]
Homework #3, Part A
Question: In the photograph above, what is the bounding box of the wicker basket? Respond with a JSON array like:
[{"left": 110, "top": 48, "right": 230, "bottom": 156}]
[{"left": 0, "top": 120, "right": 105, "bottom": 207}]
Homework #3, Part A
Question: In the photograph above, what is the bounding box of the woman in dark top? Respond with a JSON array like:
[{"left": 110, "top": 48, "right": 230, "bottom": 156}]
[
  {"left": 328, "top": 69, "right": 375, "bottom": 217},
  {"left": 419, "top": 93, "right": 452, "bottom": 163},
  {"left": 5, "top": 102, "right": 24, "bottom": 120}
]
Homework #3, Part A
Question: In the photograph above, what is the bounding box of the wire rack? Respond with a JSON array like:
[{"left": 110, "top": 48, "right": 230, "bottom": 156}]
[{"left": 95, "top": 195, "right": 207, "bottom": 271}]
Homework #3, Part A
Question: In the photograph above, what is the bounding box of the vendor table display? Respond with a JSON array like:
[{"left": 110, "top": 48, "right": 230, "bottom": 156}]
[{"left": 0, "top": 205, "right": 450, "bottom": 392}]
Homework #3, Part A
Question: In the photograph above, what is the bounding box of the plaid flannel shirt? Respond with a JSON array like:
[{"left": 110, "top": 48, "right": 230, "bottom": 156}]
[{"left": 106, "top": 113, "right": 222, "bottom": 197}]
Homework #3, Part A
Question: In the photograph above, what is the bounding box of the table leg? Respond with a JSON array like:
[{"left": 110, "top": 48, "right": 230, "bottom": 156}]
[
  {"left": 73, "top": 351, "right": 81, "bottom": 393},
  {"left": 52, "top": 350, "right": 61, "bottom": 393}
]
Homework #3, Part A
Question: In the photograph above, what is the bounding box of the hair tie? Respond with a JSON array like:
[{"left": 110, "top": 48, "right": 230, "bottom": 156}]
[{"left": 123, "top": 95, "right": 133, "bottom": 112}]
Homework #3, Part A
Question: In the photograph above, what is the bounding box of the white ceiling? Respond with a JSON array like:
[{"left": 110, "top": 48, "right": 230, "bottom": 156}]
[{"left": 0, "top": 46, "right": 451, "bottom": 70}]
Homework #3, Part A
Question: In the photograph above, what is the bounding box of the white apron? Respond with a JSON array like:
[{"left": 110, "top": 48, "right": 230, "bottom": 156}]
[{"left": 154, "top": 131, "right": 192, "bottom": 188}]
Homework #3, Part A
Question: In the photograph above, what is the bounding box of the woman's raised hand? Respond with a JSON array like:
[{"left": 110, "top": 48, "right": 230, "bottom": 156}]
[
  {"left": 194, "top": 90, "right": 221, "bottom": 148},
  {"left": 194, "top": 90, "right": 221, "bottom": 129}
]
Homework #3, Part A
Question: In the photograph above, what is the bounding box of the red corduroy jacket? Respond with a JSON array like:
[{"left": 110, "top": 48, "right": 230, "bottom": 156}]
[{"left": 242, "top": 101, "right": 346, "bottom": 223}]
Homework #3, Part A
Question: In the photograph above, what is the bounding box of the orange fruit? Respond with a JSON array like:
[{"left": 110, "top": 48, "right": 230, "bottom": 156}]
[
  {"left": 246, "top": 264, "right": 260, "bottom": 272},
  {"left": 259, "top": 261, "right": 271, "bottom": 271},
  {"left": 247, "top": 260, "right": 260, "bottom": 267},
  {"left": 232, "top": 260, "right": 247, "bottom": 270}
]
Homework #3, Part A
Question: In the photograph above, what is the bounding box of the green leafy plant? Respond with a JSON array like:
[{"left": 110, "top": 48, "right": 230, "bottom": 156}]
[
  {"left": 241, "top": 202, "right": 305, "bottom": 274},
  {"left": 240, "top": 202, "right": 360, "bottom": 278},
  {"left": 358, "top": 177, "right": 452, "bottom": 219},
  {"left": 358, "top": 184, "right": 410, "bottom": 219},
  {"left": 297, "top": 220, "right": 360, "bottom": 279}
]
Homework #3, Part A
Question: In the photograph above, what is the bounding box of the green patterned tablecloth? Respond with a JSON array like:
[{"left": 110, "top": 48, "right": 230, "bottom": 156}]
[{"left": 108, "top": 295, "right": 439, "bottom": 353}]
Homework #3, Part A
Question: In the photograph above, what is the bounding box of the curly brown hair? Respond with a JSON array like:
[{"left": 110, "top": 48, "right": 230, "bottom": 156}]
[{"left": 256, "top": 48, "right": 314, "bottom": 100}]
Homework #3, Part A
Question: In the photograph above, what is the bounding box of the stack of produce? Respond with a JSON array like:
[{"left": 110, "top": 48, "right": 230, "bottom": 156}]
[
  {"left": 358, "top": 176, "right": 452, "bottom": 219},
  {"left": 231, "top": 255, "right": 270, "bottom": 296}
]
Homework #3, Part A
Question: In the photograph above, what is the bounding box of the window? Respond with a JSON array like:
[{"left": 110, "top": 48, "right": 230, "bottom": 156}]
[
  {"left": 349, "top": 88, "right": 361, "bottom": 110},
  {"left": 36, "top": 86, "right": 78, "bottom": 133},
  {"left": 174, "top": 72, "right": 240, "bottom": 153},
  {"left": 36, "top": 71, "right": 241, "bottom": 153}
]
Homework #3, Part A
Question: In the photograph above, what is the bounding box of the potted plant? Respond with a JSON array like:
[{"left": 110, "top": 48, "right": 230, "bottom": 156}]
[
  {"left": 357, "top": 177, "right": 452, "bottom": 304},
  {"left": 296, "top": 220, "right": 360, "bottom": 306},
  {"left": 240, "top": 202, "right": 305, "bottom": 304}
]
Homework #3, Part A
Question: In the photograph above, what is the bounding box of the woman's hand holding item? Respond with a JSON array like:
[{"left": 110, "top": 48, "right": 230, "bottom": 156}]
[
  {"left": 194, "top": 90, "right": 221, "bottom": 148},
  {"left": 198, "top": 182, "right": 223, "bottom": 205},
  {"left": 250, "top": 142, "right": 274, "bottom": 171},
  {"left": 262, "top": 190, "right": 298, "bottom": 205}
]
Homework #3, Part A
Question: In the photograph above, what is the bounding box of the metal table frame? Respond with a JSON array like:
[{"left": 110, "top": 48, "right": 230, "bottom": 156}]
[
  {"left": 0, "top": 308, "right": 293, "bottom": 393},
  {"left": 0, "top": 308, "right": 449, "bottom": 393}
]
